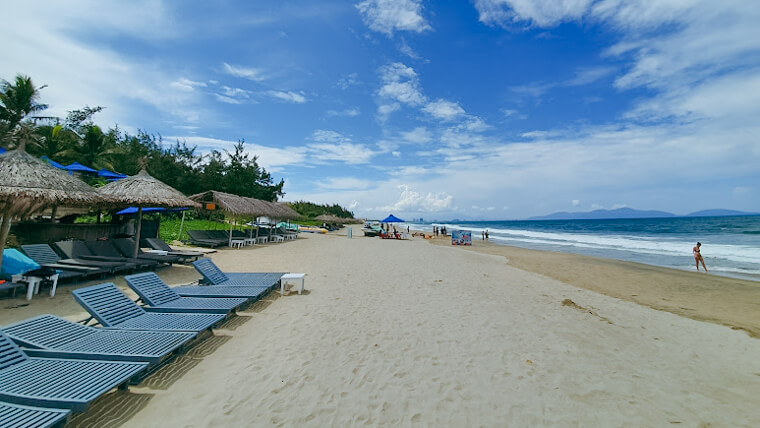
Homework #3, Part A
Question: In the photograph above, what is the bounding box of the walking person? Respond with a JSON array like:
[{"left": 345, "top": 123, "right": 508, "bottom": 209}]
[{"left": 693, "top": 242, "right": 708, "bottom": 273}]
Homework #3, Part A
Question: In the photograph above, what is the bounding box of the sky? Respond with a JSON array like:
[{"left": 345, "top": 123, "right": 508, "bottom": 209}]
[{"left": 2, "top": 0, "right": 759, "bottom": 220}]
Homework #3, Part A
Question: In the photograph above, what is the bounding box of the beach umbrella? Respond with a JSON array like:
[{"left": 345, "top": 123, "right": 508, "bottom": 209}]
[
  {"left": 98, "top": 169, "right": 200, "bottom": 258},
  {"left": 0, "top": 144, "right": 104, "bottom": 267},
  {"left": 63, "top": 162, "right": 98, "bottom": 173},
  {"left": 380, "top": 214, "right": 404, "bottom": 223},
  {"left": 40, "top": 156, "right": 66, "bottom": 170},
  {"left": 98, "top": 168, "right": 127, "bottom": 181},
  {"left": 190, "top": 191, "right": 271, "bottom": 246}
]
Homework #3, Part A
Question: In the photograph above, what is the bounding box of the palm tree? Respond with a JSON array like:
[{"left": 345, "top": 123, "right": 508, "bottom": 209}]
[
  {"left": 0, "top": 74, "right": 48, "bottom": 147},
  {"left": 73, "top": 125, "right": 116, "bottom": 170}
]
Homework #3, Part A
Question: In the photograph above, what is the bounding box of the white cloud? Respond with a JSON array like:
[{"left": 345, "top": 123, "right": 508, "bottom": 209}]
[
  {"left": 222, "top": 63, "right": 267, "bottom": 81},
  {"left": 378, "top": 63, "right": 426, "bottom": 106},
  {"left": 356, "top": 0, "right": 431, "bottom": 36},
  {"left": 399, "top": 127, "right": 432, "bottom": 144},
  {"left": 327, "top": 107, "right": 361, "bottom": 117},
  {"left": 572, "top": 199, "right": 580, "bottom": 207},
  {"left": 307, "top": 130, "right": 378, "bottom": 164},
  {"left": 422, "top": 99, "right": 466, "bottom": 121},
  {"left": 317, "top": 177, "right": 373, "bottom": 190},
  {"left": 266, "top": 90, "right": 307, "bottom": 104},
  {"left": 306, "top": 143, "right": 377, "bottom": 164},
  {"left": 168, "top": 136, "right": 304, "bottom": 172},
  {"left": 170, "top": 78, "right": 207, "bottom": 92},
  {"left": 474, "top": 0, "right": 594, "bottom": 27},
  {"left": 380, "top": 184, "right": 454, "bottom": 213}
]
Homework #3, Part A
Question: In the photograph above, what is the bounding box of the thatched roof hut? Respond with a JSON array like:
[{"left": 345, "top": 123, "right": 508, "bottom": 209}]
[
  {"left": 0, "top": 146, "right": 103, "bottom": 217},
  {"left": 191, "top": 191, "right": 270, "bottom": 217},
  {"left": 0, "top": 145, "right": 104, "bottom": 266},
  {"left": 98, "top": 169, "right": 200, "bottom": 209},
  {"left": 97, "top": 169, "right": 199, "bottom": 257}
]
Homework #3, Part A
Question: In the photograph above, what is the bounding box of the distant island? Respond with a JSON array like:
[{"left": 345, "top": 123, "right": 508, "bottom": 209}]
[{"left": 528, "top": 208, "right": 758, "bottom": 220}]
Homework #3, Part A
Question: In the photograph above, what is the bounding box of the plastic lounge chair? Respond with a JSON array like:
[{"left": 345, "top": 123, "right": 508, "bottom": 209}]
[
  {"left": 144, "top": 238, "right": 203, "bottom": 262},
  {"left": 187, "top": 230, "right": 226, "bottom": 247},
  {"left": 125, "top": 272, "right": 248, "bottom": 314},
  {"left": 3, "top": 314, "right": 195, "bottom": 363},
  {"left": 72, "top": 283, "right": 226, "bottom": 332},
  {"left": 0, "top": 401, "right": 70, "bottom": 428},
  {"left": 111, "top": 238, "right": 180, "bottom": 266},
  {"left": 0, "top": 331, "right": 147, "bottom": 412},
  {"left": 21, "top": 244, "right": 105, "bottom": 280},
  {"left": 52, "top": 241, "right": 135, "bottom": 274},
  {"left": 84, "top": 240, "right": 158, "bottom": 270},
  {"left": 192, "top": 258, "right": 285, "bottom": 289}
]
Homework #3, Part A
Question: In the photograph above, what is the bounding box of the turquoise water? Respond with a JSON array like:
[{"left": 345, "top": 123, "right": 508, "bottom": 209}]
[{"left": 410, "top": 216, "right": 760, "bottom": 282}]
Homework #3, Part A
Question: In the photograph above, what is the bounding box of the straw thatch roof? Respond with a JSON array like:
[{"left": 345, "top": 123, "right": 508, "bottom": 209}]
[
  {"left": 189, "top": 191, "right": 301, "bottom": 220},
  {"left": 0, "top": 146, "right": 103, "bottom": 217},
  {"left": 191, "top": 191, "right": 270, "bottom": 217},
  {"left": 98, "top": 169, "right": 200, "bottom": 209}
]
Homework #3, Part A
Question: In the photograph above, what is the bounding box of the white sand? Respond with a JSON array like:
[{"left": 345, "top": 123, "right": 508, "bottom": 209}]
[{"left": 105, "top": 232, "right": 760, "bottom": 427}]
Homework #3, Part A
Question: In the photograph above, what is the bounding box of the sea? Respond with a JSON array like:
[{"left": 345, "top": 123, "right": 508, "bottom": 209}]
[{"left": 408, "top": 216, "right": 760, "bottom": 282}]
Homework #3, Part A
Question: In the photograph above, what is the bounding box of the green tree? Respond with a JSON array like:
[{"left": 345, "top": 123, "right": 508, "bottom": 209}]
[{"left": 0, "top": 74, "right": 48, "bottom": 147}]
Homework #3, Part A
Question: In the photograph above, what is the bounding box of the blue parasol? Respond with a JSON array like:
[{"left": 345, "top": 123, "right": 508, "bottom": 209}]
[
  {"left": 63, "top": 162, "right": 97, "bottom": 173},
  {"left": 380, "top": 214, "right": 404, "bottom": 223}
]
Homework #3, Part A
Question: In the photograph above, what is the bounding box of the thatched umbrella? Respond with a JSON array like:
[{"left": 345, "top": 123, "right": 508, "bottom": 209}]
[
  {"left": 0, "top": 144, "right": 103, "bottom": 267},
  {"left": 190, "top": 191, "right": 273, "bottom": 246},
  {"left": 98, "top": 169, "right": 200, "bottom": 258}
]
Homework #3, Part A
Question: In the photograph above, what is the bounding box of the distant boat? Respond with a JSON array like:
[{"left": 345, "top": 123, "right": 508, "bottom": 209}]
[
  {"left": 361, "top": 221, "right": 382, "bottom": 237},
  {"left": 299, "top": 225, "right": 328, "bottom": 234}
]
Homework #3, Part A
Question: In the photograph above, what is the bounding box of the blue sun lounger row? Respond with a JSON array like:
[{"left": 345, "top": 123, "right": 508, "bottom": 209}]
[
  {"left": 192, "top": 258, "right": 285, "bottom": 289},
  {"left": 0, "top": 332, "right": 147, "bottom": 413},
  {"left": 72, "top": 283, "right": 226, "bottom": 332},
  {"left": 0, "top": 401, "right": 69, "bottom": 428}
]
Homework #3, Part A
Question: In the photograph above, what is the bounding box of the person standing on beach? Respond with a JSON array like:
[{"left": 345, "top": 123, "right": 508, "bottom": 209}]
[{"left": 693, "top": 242, "right": 708, "bottom": 272}]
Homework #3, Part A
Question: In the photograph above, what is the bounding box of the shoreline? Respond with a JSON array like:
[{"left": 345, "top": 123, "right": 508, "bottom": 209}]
[{"left": 422, "top": 232, "right": 760, "bottom": 339}]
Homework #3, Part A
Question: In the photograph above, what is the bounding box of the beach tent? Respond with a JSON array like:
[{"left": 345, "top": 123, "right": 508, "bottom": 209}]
[
  {"left": 380, "top": 214, "right": 404, "bottom": 223},
  {"left": 41, "top": 156, "right": 66, "bottom": 170},
  {"left": 98, "top": 168, "right": 128, "bottom": 180},
  {"left": 64, "top": 162, "right": 97, "bottom": 173}
]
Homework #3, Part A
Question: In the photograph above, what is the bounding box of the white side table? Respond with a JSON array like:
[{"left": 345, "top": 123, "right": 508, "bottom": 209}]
[
  {"left": 280, "top": 273, "right": 306, "bottom": 296},
  {"left": 230, "top": 239, "right": 246, "bottom": 249},
  {"left": 12, "top": 273, "right": 59, "bottom": 300}
]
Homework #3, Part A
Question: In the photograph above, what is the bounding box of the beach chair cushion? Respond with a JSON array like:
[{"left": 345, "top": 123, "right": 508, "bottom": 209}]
[
  {"left": 125, "top": 273, "right": 247, "bottom": 314},
  {"left": 2, "top": 315, "right": 194, "bottom": 363},
  {"left": 72, "top": 283, "right": 225, "bottom": 332},
  {"left": 0, "top": 401, "right": 70, "bottom": 428},
  {"left": 0, "top": 332, "right": 147, "bottom": 412}
]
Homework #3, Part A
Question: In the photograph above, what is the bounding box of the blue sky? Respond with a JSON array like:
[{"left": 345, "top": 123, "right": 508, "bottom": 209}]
[{"left": 3, "top": 0, "right": 759, "bottom": 219}]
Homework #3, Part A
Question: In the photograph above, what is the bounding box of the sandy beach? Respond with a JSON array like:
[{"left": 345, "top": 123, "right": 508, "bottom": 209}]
[{"left": 2, "top": 230, "right": 760, "bottom": 427}]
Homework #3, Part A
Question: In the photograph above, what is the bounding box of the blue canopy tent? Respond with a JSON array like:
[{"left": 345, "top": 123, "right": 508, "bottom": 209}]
[
  {"left": 115, "top": 207, "right": 188, "bottom": 215},
  {"left": 380, "top": 214, "right": 404, "bottom": 223},
  {"left": 98, "top": 168, "right": 127, "bottom": 180},
  {"left": 64, "top": 162, "right": 98, "bottom": 173},
  {"left": 40, "top": 156, "right": 66, "bottom": 170},
  {"left": 0, "top": 147, "right": 5, "bottom": 154}
]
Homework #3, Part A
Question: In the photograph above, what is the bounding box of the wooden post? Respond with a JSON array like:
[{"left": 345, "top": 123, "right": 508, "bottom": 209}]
[
  {"left": 0, "top": 208, "right": 13, "bottom": 269},
  {"left": 133, "top": 207, "right": 143, "bottom": 259}
]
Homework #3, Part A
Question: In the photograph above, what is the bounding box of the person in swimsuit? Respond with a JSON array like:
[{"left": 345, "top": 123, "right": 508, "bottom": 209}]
[{"left": 693, "top": 242, "right": 708, "bottom": 272}]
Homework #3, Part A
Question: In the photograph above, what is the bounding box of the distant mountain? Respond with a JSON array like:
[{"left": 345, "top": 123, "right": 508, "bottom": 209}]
[
  {"left": 686, "top": 209, "right": 759, "bottom": 217},
  {"left": 529, "top": 207, "right": 676, "bottom": 220}
]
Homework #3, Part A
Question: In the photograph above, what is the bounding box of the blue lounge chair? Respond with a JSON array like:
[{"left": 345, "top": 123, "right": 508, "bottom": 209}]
[
  {"left": 2, "top": 315, "right": 195, "bottom": 365},
  {"left": 72, "top": 283, "right": 225, "bottom": 332},
  {"left": 21, "top": 244, "right": 106, "bottom": 279},
  {"left": 0, "top": 331, "right": 147, "bottom": 412},
  {"left": 144, "top": 237, "right": 204, "bottom": 262},
  {"left": 125, "top": 272, "right": 248, "bottom": 314},
  {"left": 0, "top": 401, "right": 69, "bottom": 428},
  {"left": 192, "top": 258, "right": 285, "bottom": 289}
]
